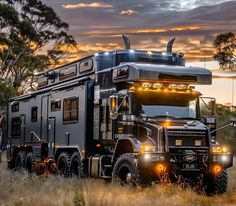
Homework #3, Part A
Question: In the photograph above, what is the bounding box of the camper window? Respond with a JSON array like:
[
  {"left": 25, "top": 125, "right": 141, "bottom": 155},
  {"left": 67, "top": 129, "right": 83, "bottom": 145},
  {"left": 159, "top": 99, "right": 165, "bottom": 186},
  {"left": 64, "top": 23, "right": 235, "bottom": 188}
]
[
  {"left": 11, "top": 117, "right": 21, "bottom": 137},
  {"left": 11, "top": 102, "right": 19, "bottom": 112},
  {"left": 31, "top": 107, "right": 38, "bottom": 122},
  {"left": 51, "top": 100, "right": 61, "bottom": 112},
  {"left": 63, "top": 97, "right": 78, "bottom": 123}
]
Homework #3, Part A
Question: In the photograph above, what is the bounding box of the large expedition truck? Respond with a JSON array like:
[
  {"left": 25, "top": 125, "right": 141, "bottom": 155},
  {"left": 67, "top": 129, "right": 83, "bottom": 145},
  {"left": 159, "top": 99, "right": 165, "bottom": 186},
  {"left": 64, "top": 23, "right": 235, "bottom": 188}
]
[{"left": 6, "top": 38, "right": 235, "bottom": 195}]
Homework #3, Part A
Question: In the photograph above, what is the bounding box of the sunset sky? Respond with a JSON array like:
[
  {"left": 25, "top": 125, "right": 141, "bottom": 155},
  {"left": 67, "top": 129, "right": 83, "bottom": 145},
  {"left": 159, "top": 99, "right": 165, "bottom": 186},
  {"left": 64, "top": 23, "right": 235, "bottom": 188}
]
[{"left": 41, "top": 0, "right": 236, "bottom": 105}]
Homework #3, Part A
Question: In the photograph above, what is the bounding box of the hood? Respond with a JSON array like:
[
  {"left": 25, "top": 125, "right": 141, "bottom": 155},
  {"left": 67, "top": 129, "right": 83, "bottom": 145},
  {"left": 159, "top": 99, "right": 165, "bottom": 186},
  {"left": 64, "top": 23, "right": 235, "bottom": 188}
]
[{"left": 147, "top": 118, "right": 207, "bottom": 130}]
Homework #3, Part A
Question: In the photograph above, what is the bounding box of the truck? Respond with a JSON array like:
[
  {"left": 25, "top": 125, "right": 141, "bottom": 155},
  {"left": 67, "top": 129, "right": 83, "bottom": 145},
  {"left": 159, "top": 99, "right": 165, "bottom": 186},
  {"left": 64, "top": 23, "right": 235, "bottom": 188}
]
[{"left": 6, "top": 38, "right": 235, "bottom": 195}]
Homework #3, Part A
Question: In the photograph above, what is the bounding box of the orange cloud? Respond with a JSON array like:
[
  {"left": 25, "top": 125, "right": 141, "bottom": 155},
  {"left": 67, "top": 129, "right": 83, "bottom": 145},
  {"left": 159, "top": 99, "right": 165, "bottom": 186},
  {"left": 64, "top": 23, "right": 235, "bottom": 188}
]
[
  {"left": 62, "top": 2, "right": 113, "bottom": 9},
  {"left": 120, "top": 9, "right": 137, "bottom": 16},
  {"left": 136, "top": 28, "right": 167, "bottom": 33},
  {"left": 170, "top": 26, "right": 200, "bottom": 31},
  {"left": 135, "top": 26, "right": 199, "bottom": 34}
]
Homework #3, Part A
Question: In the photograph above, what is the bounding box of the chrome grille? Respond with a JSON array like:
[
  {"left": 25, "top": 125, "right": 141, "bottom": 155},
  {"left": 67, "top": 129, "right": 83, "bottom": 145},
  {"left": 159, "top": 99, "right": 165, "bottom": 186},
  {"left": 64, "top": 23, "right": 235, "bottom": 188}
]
[{"left": 167, "top": 129, "right": 208, "bottom": 147}]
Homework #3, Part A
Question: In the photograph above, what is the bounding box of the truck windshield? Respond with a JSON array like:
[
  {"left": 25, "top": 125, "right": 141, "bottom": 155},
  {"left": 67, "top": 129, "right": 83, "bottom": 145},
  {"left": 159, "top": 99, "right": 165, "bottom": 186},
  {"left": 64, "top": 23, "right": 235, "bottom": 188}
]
[{"left": 133, "top": 91, "right": 199, "bottom": 119}]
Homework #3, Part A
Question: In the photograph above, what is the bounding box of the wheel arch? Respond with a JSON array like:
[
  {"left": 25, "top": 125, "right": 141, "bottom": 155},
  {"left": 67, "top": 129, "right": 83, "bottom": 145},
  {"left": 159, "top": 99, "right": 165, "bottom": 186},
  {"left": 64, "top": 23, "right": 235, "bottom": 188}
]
[{"left": 112, "top": 137, "right": 139, "bottom": 162}]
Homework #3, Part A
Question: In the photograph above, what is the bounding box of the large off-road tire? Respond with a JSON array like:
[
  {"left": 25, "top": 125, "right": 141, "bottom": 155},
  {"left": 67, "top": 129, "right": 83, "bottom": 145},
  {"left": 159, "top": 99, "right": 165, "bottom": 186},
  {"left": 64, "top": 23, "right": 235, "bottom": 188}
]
[
  {"left": 14, "top": 151, "right": 26, "bottom": 171},
  {"left": 70, "top": 152, "right": 82, "bottom": 178},
  {"left": 112, "top": 153, "right": 151, "bottom": 187},
  {"left": 204, "top": 170, "right": 228, "bottom": 195},
  {"left": 25, "top": 152, "right": 35, "bottom": 173},
  {"left": 57, "top": 152, "right": 71, "bottom": 177}
]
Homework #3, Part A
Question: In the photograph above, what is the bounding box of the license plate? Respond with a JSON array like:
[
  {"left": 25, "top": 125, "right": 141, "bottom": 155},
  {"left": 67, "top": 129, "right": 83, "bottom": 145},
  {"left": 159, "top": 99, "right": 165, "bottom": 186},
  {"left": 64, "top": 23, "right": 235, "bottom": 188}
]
[{"left": 183, "top": 164, "right": 196, "bottom": 169}]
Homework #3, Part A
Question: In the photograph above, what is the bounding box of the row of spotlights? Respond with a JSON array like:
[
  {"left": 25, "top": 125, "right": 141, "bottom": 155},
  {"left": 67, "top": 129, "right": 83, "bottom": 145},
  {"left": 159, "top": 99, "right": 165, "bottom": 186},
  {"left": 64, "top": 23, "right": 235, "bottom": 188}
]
[
  {"left": 94, "top": 51, "right": 169, "bottom": 56},
  {"left": 141, "top": 82, "right": 188, "bottom": 90}
]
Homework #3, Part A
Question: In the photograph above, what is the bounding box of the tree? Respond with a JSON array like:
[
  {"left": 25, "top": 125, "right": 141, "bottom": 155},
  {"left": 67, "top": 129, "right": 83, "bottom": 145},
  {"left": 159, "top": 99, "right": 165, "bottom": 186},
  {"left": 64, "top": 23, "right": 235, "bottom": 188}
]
[
  {"left": 213, "top": 32, "right": 236, "bottom": 70},
  {"left": 0, "top": 0, "right": 77, "bottom": 94},
  {"left": 0, "top": 81, "right": 16, "bottom": 108}
]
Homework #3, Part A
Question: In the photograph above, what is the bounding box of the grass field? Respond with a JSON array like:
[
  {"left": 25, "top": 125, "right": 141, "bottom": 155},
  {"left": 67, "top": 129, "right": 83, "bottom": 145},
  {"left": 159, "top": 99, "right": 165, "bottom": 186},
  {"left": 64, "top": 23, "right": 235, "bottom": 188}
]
[{"left": 0, "top": 155, "right": 236, "bottom": 206}]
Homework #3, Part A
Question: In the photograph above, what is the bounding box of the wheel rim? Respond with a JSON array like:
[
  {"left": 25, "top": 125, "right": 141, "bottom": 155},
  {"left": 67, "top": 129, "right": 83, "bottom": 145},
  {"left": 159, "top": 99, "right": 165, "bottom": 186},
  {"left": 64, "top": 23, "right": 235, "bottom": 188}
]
[{"left": 118, "top": 166, "right": 134, "bottom": 185}]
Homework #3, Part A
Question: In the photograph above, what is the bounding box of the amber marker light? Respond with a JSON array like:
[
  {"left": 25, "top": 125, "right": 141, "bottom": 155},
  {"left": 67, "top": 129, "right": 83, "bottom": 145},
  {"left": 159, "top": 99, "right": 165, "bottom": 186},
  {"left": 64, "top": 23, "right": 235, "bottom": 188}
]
[
  {"left": 212, "top": 164, "right": 223, "bottom": 175},
  {"left": 138, "top": 87, "right": 143, "bottom": 91},
  {"left": 155, "top": 163, "right": 166, "bottom": 173},
  {"left": 212, "top": 146, "right": 222, "bottom": 153},
  {"left": 222, "top": 146, "right": 228, "bottom": 153},
  {"left": 140, "top": 144, "right": 155, "bottom": 153},
  {"left": 161, "top": 119, "right": 171, "bottom": 127}
]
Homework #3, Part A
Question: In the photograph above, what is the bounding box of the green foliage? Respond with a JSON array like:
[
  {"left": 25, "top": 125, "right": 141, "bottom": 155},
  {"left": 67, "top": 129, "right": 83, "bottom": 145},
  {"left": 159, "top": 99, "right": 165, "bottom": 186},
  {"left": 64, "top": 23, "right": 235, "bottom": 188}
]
[
  {"left": 215, "top": 105, "right": 236, "bottom": 152},
  {"left": 213, "top": 32, "right": 236, "bottom": 70},
  {"left": 0, "top": 0, "right": 77, "bottom": 96},
  {"left": 0, "top": 82, "right": 16, "bottom": 108}
]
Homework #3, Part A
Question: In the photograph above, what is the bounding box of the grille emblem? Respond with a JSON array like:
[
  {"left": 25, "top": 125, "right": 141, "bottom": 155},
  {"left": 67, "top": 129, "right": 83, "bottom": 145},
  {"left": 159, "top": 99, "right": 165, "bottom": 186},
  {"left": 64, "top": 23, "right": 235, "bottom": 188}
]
[{"left": 183, "top": 155, "right": 197, "bottom": 162}]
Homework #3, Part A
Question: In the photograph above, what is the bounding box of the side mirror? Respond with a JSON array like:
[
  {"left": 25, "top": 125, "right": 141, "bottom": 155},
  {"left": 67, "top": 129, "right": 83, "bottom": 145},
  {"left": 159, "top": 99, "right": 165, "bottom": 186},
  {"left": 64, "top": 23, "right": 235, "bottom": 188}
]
[
  {"left": 109, "top": 94, "right": 129, "bottom": 120},
  {"left": 109, "top": 95, "right": 118, "bottom": 120},
  {"left": 200, "top": 97, "right": 216, "bottom": 117},
  {"left": 230, "top": 118, "right": 236, "bottom": 127}
]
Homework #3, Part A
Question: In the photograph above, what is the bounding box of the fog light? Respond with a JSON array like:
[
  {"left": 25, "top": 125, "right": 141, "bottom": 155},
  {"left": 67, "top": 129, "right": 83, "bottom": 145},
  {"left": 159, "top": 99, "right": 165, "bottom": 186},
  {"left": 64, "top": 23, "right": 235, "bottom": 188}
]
[
  {"left": 212, "top": 164, "right": 222, "bottom": 175},
  {"left": 155, "top": 163, "right": 166, "bottom": 173}
]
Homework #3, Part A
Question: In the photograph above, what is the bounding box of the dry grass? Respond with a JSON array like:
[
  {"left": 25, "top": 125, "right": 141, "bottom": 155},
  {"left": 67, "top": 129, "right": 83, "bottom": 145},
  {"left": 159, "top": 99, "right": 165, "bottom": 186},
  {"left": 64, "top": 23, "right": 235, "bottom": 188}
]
[{"left": 0, "top": 156, "right": 236, "bottom": 206}]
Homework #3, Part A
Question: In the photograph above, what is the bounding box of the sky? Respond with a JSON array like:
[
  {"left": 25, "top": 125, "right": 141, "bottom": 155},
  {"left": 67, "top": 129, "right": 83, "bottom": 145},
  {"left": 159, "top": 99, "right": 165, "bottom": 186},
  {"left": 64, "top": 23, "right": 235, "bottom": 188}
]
[{"left": 41, "top": 0, "right": 236, "bottom": 105}]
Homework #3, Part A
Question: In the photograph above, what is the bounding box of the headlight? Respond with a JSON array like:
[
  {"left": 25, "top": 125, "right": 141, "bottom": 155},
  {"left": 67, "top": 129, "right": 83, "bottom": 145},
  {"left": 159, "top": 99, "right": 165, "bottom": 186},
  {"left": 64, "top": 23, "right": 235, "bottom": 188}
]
[
  {"left": 212, "top": 146, "right": 222, "bottom": 153},
  {"left": 140, "top": 144, "right": 156, "bottom": 153},
  {"left": 213, "top": 154, "right": 230, "bottom": 163},
  {"left": 212, "top": 146, "right": 228, "bottom": 153},
  {"left": 142, "top": 153, "right": 165, "bottom": 162}
]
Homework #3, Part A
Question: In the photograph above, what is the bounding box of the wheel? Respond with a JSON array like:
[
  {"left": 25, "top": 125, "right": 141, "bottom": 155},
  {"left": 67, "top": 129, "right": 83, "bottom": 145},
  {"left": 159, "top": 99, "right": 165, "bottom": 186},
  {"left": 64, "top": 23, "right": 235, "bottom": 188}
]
[
  {"left": 70, "top": 152, "right": 82, "bottom": 177},
  {"left": 25, "top": 152, "right": 35, "bottom": 173},
  {"left": 14, "top": 151, "right": 26, "bottom": 171},
  {"left": 204, "top": 170, "right": 228, "bottom": 195},
  {"left": 57, "top": 152, "right": 71, "bottom": 177},
  {"left": 112, "top": 153, "right": 151, "bottom": 186}
]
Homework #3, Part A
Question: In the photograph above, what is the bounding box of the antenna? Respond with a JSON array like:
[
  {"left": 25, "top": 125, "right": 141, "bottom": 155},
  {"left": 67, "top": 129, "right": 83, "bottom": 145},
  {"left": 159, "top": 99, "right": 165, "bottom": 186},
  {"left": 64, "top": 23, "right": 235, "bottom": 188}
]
[
  {"left": 204, "top": 34, "right": 206, "bottom": 68},
  {"left": 122, "top": 34, "right": 131, "bottom": 50},
  {"left": 167, "top": 38, "right": 175, "bottom": 53}
]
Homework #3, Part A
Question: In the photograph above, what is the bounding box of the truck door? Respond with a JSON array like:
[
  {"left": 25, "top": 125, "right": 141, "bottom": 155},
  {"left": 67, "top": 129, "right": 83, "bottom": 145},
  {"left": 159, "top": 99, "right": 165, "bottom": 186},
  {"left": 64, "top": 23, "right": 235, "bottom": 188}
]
[{"left": 48, "top": 117, "right": 55, "bottom": 157}]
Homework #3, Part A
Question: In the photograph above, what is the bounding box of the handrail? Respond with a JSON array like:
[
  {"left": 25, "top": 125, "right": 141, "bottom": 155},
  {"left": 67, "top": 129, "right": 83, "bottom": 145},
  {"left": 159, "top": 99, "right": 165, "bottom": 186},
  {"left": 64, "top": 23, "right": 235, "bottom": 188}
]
[{"left": 30, "top": 131, "right": 42, "bottom": 142}]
